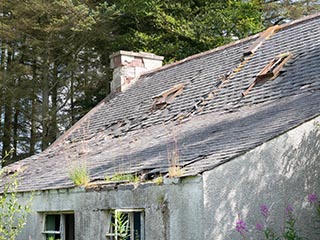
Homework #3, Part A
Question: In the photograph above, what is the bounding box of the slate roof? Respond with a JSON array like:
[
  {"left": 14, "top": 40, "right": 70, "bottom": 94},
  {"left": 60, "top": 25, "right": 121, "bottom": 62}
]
[{"left": 3, "top": 13, "right": 320, "bottom": 192}]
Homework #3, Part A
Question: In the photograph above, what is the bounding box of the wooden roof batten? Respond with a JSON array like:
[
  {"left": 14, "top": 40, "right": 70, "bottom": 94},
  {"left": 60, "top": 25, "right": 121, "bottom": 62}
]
[
  {"left": 242, "top": 52, "right": 293, "bottom": 96},
  {"left": 244, "top": 25, "right": 282, "bottom": 56}
]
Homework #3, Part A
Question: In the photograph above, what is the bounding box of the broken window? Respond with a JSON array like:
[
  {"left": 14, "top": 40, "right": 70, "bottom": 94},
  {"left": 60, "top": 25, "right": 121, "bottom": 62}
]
[
  {"left": 152, "top": 83, "right": 185, "bottom": 110},
  {"left": 106, "top": 209, "right": 144, "bottom": 240},
  {"left": 43, "top": 213, "right": 75, "bottom": 240},
  {"left": 243, "top": 52, "right": 292, "bottom": 96}
]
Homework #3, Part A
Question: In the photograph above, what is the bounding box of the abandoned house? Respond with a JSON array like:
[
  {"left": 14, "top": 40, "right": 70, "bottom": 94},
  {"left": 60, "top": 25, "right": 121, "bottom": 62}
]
[{"left": 1, "top": 13, "right": 320, "bottom": 240}]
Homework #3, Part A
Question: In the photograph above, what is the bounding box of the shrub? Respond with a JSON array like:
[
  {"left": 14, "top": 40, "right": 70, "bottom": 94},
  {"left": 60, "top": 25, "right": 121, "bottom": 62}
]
[{"left": 0, "top": 150, "right": 32, "bottom": 239}]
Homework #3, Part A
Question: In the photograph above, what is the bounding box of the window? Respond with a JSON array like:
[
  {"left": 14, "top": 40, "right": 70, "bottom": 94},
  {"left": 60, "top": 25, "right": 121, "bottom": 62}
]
[
  {"left": 43, "top": 213, "right": 75, "bottom": 240},
  {"left": 106, "top": 209, "right": 144, "bottom": 240}
]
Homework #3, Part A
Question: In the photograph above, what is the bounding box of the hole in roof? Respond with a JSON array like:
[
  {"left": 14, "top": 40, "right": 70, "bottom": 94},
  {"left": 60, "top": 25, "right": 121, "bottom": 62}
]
[
  {"left": 242, "top": 52, "right": 293, "bottom": 96},
  {"left": 152, "top": 83, "right": 185, "bottom": 111},
  {"left": 256, "top": 52, "right": 292, "bottom": 81}
]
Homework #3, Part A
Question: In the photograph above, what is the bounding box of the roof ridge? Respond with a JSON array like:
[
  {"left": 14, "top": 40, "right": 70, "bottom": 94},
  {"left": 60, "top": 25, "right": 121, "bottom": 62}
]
[
  {"left": 280, "top": 11, "right": 320, "bottom": 30},
  {"left": 141, "top": 34, "right": 259, "bottom": 77}
]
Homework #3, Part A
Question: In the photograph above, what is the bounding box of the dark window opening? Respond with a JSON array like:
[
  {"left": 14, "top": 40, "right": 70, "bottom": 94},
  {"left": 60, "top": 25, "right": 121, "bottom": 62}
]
[
  {"left": 106, "top": 210, "right": 144, "bottom": 240},
  {"left": 43, "top": 213, "right": 75, "bottom": 240}
]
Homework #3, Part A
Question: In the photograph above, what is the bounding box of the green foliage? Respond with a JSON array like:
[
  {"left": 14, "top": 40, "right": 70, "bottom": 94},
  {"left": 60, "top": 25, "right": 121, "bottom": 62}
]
[
  {"left": 284, "top": 217, "right": 303, "bottom": 240},
  {"left": 0, "top": 153, "right": 32, "bottom": 240},
  {"left": 261, "top": 0, "right": 320, "bottom": 26},
  {"left": 113, "top": 211, "right": 130, "bottom": 240},
  {"left": 106, "top": 173, "right": 139, "bottom": 183},
  {"left": 48, "top": 237, "right": 61, "bottom": 240},
  {"left": 69, "top": 165, "right": 89, "bottom": 186},
  {"left": 153, "top": 176, "right": 163, "bottom": 185},
  {"left": 236, "top": 195, "right": 320, "bottom": 239},
  {"left": 111, "top": 0, "right": 264, "bottom": 62}
]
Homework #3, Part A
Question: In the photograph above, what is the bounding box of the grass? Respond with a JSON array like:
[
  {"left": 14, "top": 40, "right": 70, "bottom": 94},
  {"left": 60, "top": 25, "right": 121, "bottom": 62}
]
[
  {"left": 69, "top": 165, "right": 90, "bottom": 186},
  {"left": 105, "top": 173, "right": 139, "bottom": 183},
  {"left": 168, "top": 166, "right": 184, "bottom": 178},
  {"left": 153, "top": 176, "right": 163, "bottom": 185}
]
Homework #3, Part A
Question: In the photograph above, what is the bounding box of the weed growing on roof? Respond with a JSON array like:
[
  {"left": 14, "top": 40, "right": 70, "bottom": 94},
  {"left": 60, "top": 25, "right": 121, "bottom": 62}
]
[
  {"left": 168, "top": 166, "right": 184, "bottom": 178},
  {"left": 106, "top": 173, "right": 139, "bottom": 183},
  {"left": 69, "top": 165, "right": 89, "bottom": 186},
  {"left": 153, "top": 176, "right": 163, "bottom": 185},
  {"left": 64, "top": 135, "right": 91, "bottom": 187},
  {"left": 166, "top": 126, "right": 184, "bottom": 178}
]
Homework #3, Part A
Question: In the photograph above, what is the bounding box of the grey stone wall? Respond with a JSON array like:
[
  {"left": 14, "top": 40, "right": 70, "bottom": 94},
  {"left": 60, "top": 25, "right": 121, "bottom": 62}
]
[
  {"left": 203, "top": 117, "right": 320, "bottom": 240},
  {"left": 17, "top": 176, "right": 203, "bottom": 240}
]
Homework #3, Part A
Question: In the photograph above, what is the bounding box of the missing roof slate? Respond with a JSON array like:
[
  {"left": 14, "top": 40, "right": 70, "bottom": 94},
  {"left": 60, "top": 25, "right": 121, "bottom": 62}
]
[
  {"left": 256, "top": 52, "right": 293, "bottom": 81},
  {"left": 242, "top": 52, "right": 293, "bottom": 96},
  {"left": 152, "top": 83, "right": 185, "bottom": 110},
  {"left": 244, "top": 25, "right": 281, "bottom": 56}
]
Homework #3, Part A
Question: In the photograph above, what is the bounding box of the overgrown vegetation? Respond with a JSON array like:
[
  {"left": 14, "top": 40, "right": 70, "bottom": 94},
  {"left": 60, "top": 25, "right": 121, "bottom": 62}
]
[
  {"left": 69, "top": 165, "right": 90, "bottom": 186},
  {"left": 0, "top": 151, "right": 32, "bottom": 239},
  {"left": 236, "top": 193, "right": 320, "bottom": 239},
  {"left": 167, "top": 128, "right": 184, "bottom": 178},
  {"left": 113, "top": 211, "right": 130, "bottom": 240},
  {"left": 153, "top": 176, "right": 163, "bottom": 185},
  {"left": 106, "top": 173, "right": 139, "bottom": 183},
  {"left": 168, "top": 166, "right": 184, "bottom": 178}
]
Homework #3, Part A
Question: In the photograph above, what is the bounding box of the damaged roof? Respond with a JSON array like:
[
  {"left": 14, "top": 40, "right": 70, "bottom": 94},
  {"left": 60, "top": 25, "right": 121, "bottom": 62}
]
[{"left": 4, "top": 13, "right": 320, "bottom": 192}]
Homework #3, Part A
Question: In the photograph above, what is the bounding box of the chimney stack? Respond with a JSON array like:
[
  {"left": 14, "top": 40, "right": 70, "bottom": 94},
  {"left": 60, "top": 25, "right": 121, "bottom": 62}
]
[{"left": 110, "top": 51, "right": 164, "bottom": 92}]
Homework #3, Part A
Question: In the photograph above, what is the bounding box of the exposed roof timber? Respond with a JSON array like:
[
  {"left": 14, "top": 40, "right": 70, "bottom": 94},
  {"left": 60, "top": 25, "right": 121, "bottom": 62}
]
[
  {"left": 242, "top": 52, "right": 293, "bottom": 96},
  {"left": 244, "top": 25, "right": 282, "bottom": 56},
  {"left": 152, "top": 83, "right": 185, "bottom": 110},
  {"left": 256, "top": 52, "right": 293, "bottom": 81}
]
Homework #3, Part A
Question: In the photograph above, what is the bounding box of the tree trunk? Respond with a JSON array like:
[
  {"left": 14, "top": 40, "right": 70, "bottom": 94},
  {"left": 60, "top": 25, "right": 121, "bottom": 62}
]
[
  {"left": 1, "top": 43, "right": 13, "bottom": 164},
  {"left": 29, "top": 62, "right": 37, "bottom": 156},
  {"left": 41, "top": 42, "right": 50, "bottom": 151}
]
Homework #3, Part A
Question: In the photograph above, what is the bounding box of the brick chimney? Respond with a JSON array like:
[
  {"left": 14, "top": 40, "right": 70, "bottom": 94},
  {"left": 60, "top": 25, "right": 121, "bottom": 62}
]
[{"left": 110, "top": 51, "right": 164, "bottom": 92}]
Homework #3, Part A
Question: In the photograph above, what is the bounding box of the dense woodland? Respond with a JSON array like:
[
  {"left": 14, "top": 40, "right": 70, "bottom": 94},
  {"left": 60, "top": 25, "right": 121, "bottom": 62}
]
[{"left": 0, "top": 0, "right": 319, "bottom": 165}]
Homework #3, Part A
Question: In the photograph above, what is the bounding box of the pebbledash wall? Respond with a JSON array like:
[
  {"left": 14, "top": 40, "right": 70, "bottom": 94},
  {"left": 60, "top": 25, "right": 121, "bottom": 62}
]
[
  {"left": 16, "top": 176, "right": 204, "bottom": 240},
  {"left": 203, "top": 116, "right": 320, "bottom": 240},
  {"left": 16, "top": 116, "right": 320, "bottom": 240}
]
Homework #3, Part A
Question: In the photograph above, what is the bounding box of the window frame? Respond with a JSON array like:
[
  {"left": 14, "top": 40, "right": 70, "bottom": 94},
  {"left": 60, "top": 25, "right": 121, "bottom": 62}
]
[
  {"left": 106, "top": 209, "right": 145, "bottom": 240},
  {"left": 41, "top": 212, "right": 74, "bottom": 240}
]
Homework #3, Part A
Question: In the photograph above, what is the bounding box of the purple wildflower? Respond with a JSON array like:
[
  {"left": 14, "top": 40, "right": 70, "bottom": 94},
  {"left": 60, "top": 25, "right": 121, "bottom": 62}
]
[
  {"left": 308, "top": 193, "right": 318, "bottom": 204},
  {"left": 260, "top": 204, "right": 269, "bottom": 218},
  {"left": 255, "top": 222, "right": 263, "bottom": 232},
  {"left": 286, "top": 204, "right": 294, "bottom": 215},
  {"left": 236, "top": 219, "right": 247, "bottom": 234}
]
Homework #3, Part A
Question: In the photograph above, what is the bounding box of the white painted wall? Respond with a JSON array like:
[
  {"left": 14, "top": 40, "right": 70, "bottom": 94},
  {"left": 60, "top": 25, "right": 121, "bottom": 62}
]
[
  {"left": 17, "top": 177, "right": 204, "bottom": 240},
  {"left": 203, "top": 117, "right": 320, "bottom": 239}
]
